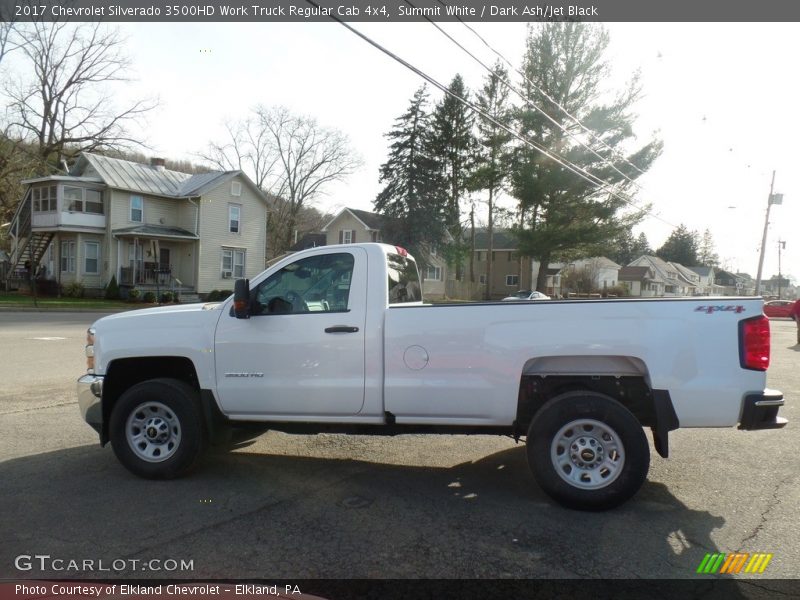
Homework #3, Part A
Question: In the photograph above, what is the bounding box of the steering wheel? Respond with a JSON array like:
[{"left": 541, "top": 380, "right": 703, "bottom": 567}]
[{"left": 285, "top": 290, "right": 308, "bottom": 313}]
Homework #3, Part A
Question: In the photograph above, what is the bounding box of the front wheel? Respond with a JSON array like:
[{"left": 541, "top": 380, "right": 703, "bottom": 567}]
[
  {"left": 526, "top": 391, "right": 650, "bottom": 511},
  {"left": 109, "top": 378, "right": 206, "bottom": 479}
]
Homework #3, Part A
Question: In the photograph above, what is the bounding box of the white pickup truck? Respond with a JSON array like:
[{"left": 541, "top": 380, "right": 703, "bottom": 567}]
[{"left": 78, "top": 243, "right": 786, "bottom": 510}]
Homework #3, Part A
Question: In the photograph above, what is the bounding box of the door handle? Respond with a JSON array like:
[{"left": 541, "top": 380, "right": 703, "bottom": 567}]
[{"left": 325, "top": 326, "right": 359, "bottom": 334}]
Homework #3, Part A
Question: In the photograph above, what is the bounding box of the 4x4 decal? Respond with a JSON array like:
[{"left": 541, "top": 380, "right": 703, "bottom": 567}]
[{"left": 695, "top": 305, "right": 746, "bottom": 314}]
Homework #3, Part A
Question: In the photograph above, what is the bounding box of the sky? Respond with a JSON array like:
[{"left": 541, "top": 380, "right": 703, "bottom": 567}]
[{"left": 7, "top": 20, "right": 800, "bottom": 282}]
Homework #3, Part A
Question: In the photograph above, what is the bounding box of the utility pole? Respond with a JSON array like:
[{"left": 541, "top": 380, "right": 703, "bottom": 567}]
[
  {"left": 754, "top": 171, "right": 782, "bottom": 296},
  {"left": 778, "top": 239, "right": 786, "bottom": 299}
]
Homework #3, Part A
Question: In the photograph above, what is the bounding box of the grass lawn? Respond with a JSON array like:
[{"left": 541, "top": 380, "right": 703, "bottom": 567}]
[{"left": 0, "top": 293, "right": 143, "bottom": 310}]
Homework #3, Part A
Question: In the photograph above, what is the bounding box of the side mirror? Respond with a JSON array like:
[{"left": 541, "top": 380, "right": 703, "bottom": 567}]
[{"left": 233, "top": 279, "right": 250, "bottom": 319}]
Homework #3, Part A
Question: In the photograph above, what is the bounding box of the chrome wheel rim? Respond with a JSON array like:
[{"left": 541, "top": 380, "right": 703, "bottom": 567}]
[
  {"left": 550, "top": 418, "right": 625, "bottom": 490},
  {"left": 126, "top": 401, "right": 182, "bottom": 463}
]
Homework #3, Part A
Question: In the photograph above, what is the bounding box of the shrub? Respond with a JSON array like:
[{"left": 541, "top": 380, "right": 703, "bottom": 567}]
[
  {"left": 142, "top": 291, "right": 157, "bottom": 303},
  {"left": 127, "top": 288, "right": 140, "bottom": 302},
  {"left": 35, "top": 279, "right": 61, "bottom": 297},
  {"left": 104, "top": 275, "right": 120, "bottom": 300},
  {"left": 160, "top": 291, "right": 174, "bottom": 303},
  {"left": 63, "top": 281, "right": 85, "bottom": 298}
]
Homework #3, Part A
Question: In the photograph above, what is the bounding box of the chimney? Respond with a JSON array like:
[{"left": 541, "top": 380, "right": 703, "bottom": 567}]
[{"left": 150, "top": 157, "right": 166, "bottom": 170}]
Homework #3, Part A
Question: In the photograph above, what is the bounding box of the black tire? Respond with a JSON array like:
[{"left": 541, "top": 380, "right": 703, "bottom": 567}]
[
  {"left": 526, "top": 391, "right": 650, "bottom": 511},
  {"left": 109, "top": 378, "right": 206, "bottom": 479}
]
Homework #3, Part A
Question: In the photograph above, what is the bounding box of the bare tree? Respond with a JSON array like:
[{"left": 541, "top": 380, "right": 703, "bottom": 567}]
[
  {"left": 202, "top": 105, "right": 361, "bottom": 257},
  {"left": 5, "top": 21, "right": 155, "bottom": 165},
  {"left": 0, "top": 20, "right": 19, "bottom": 67}
]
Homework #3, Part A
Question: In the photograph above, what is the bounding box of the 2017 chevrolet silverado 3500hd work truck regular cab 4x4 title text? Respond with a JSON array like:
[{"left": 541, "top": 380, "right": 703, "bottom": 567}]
[{"left": 78, "top": 243, "right": 786, "bottom": 510}]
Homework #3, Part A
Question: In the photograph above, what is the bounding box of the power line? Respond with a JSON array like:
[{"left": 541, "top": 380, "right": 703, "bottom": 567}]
[
  {"left": 434, "top": 0, "right": 648, "bottom": 178},
  {"left": 411, "top": 0, "right": 648, "bottom": 198},
  {"left": 304, "top": 0, "right": 680, "bottom": 229}
]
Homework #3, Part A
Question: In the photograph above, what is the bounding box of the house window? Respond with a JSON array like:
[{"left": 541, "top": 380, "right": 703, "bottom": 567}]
[
  {"left": 33, "top": 186, "right": 57, "bottom": 212},
  {"left": 425, "top": 266, "right": 442, "bottom": 281},
  {"left": 85, "top": 189, "right": 103, "bottom": 214},
  {"left": 340, "top": 229, "right": 355, "bottom": 244},
  {"left": 508, "top": 252, "right": 517, "bottom": 262},
  {"left": 60, "top": 241, "right": 76, "bottom": 273},
  {"left": 63, "top": 187, "right": 104, "bottom": 214},
  {"left": 479, "top": 274, "right": 487, "bottom": 284},
  {"left": 430, "top": 245, "right": 438, "bottom": 257},
  {"left": 506, "top": 274, "right": 519, "bottom": 286},
  {"left": 476, "top": 251, "right": 484, "bottom": 262},
  {"left": 229, "top": 204, "right": 241, "bottom": 233},
  {"left": 84, "top": 241, "right": 100, "bottom": 274},
  {"left": 222, "top": 248, "right": 246, "bottom": 279},
  {"left": 231, "top": 181, "right": 242, "bottom": 197},
  {"left": 130, "top": 195, "right": 143, "bottom": 222}
]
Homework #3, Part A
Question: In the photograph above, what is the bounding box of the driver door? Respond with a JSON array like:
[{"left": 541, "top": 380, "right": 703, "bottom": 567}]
[{"left": 214, "top": 248, "right": 367, "bottom": 417}]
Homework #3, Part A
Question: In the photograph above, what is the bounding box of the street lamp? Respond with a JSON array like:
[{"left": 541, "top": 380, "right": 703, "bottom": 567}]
[{"left": 778, "top": 240, "right": 786, "bottom": 299}]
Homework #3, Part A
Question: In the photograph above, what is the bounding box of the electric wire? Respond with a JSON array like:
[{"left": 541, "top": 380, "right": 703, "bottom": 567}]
[
  {"left": 411, "top": 0, "right": 648, "bottom": 199},
  {"left": 304, "top": 0, "right": 680, "bottom": 228},
  {"left": 434, "top": 0, "right": 648, "bottom": 178}
]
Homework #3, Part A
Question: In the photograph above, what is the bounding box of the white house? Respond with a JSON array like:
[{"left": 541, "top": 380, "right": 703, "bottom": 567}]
[{"left": 6, "top": 153, "right": 269, "bottom": 298}]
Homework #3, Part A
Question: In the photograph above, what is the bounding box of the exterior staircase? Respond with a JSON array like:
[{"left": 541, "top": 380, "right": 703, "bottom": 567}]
[{"left": 4, "top": 194, "right": 54, "bottom": 290}]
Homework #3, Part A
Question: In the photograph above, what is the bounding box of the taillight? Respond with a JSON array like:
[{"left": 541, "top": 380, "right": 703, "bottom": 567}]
[{"left": 739, "top": 316, "right": 770, "bottom": 371}]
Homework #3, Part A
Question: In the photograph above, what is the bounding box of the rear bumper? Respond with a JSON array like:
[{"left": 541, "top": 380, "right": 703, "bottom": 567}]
[
  {"left": 77, "top": 374, "right": 104, "bottom": 435},
  {"left": 739, "top": 389, "right": 787, "bottom": 430}
]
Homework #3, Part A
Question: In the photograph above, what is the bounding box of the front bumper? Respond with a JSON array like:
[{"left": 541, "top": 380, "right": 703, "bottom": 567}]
[
  {"left": 739, "top": 389, "right": 787, "bottom": 430},
  {"left": 77, "top": 374, "right": 104, "bottom": 435}
]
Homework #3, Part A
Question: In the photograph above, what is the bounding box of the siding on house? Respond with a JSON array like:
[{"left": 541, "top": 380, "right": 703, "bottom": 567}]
[
  {"left": 324, "top": 212, "right": 380, "bottom": 246},
  {"left": 196, "top": 175, "right": 267, "bottom": 294}
]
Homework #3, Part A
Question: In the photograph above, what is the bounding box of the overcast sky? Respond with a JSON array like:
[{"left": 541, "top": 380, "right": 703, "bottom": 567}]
[{"left": 9, "top": 21, "right": 799, "bottom": 281}]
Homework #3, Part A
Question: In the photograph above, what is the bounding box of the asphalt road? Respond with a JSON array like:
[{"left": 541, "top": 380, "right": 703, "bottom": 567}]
[{"left": 0, "top": 311, "right": 797, "bottom": 584}]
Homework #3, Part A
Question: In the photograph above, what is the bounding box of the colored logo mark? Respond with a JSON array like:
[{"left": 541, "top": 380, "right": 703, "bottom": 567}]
[{"left": 696, "top": 553, "right": 773, "bottom": 574}]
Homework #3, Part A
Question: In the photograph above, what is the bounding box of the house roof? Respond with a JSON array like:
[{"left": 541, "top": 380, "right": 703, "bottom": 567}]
[
  {"left": 321, "top": 207, "right": 385, "bottom": 232},
  {"left": 571, "top": 256, "right": 622, "bottom": 270},
  {"left": 290, "top": 233, "right": 327, "bottom": 251},
  {"left": 73, "top": 153, "right": 193, "bottom": 196},
  {"left": 112, "top": 224, "right": 199, "bottom": 240},
  {"left": 68, "top": 153, "right": 267, "bottom": 201},
  {"left": 618, "top": 266, "right": 654, "bottom": 282},
  {"left": 689, "top": 266, "right": 714, "bottom": 277},
  {"left": 473, "top": 229, "right": 518, "bottom": 250},
  {"left": 670, "top": 262, "right": 700, "bottom": 287}
]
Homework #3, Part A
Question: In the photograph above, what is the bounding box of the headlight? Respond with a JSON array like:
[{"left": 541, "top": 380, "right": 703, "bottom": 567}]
[{"left": 86, "top": 327, "right": 96, "bottom": 372}]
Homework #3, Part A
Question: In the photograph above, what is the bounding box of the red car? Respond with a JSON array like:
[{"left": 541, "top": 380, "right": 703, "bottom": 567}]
[{"left": 763, "top": 299, "right": 796, "bottom": 319}]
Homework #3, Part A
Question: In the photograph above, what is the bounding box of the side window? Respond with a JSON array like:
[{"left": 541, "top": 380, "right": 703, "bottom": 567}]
[
  {"left": 387, "top": 253, "right": 421, "bottom": 304},
  {"left": 251, "top": 253, "right": 355, "bottom": 316}
]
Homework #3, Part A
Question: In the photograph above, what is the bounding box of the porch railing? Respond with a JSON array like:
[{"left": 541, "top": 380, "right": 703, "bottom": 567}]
[{"left": 120, "top": 262, "right": 172, "bottom": 286}]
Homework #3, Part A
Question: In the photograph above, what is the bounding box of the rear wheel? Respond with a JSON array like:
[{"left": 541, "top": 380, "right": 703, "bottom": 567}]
[
  {"left": 109, "top": 378, "right": 206, "bottom": 479},
  {"left": 527, "top": 391, "right": 649, "bottom": 511}
]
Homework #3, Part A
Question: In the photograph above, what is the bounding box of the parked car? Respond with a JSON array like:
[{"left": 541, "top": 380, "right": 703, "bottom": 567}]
[
  {"left": 502, "top": 290, "right": 551, "bottom": 301},
  {"left": 763, "top": 299, "right": 796, "bottom": 319}
]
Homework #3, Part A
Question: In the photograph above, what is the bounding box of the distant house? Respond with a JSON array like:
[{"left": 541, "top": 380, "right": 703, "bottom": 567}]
[
  {"left": 618, "top": 265, "right": 664, "bottom": 297},
  {"left": 688, "top": 266, "right": 718, "bottom": 295},
  {"left": 628, "top": 255, "right": 696, "bottom": 296},
  {"left": 319, "top": 207, "right": 450, "bottom": 298},
  {"left": 713, "top": 269, "right": 755, "bottom": 296},
  {"left": 563, "top": 257, "right": 622, "bottom": 293},
  {"left": 473, "top": 229, "right": 535, "bottom": 299},
  {"left": 5, "top": 152, "right": 269, "bottom": 297}
]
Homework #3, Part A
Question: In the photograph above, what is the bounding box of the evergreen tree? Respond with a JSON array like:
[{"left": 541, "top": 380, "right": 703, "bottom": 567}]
[
  {"left": 510, "top": 23, "right": 662, "bottom": 292},
  {"left": 374, "top": 85, "right": 446, "bottom": 257},
  {"left": 429, "top": 75, "right": 476, "bottom": 280},
  {"left": 470, "top": 62, "right": 513, "bottom": 297},
  {"left": 656, "top": 224, "right": 699, "bottom": 265},
  {"left": 610, "top": 229, "right": 653, "bottom": 265},
  {"left": 697, "top": 228, "right": 720, "bottom": 267}
]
